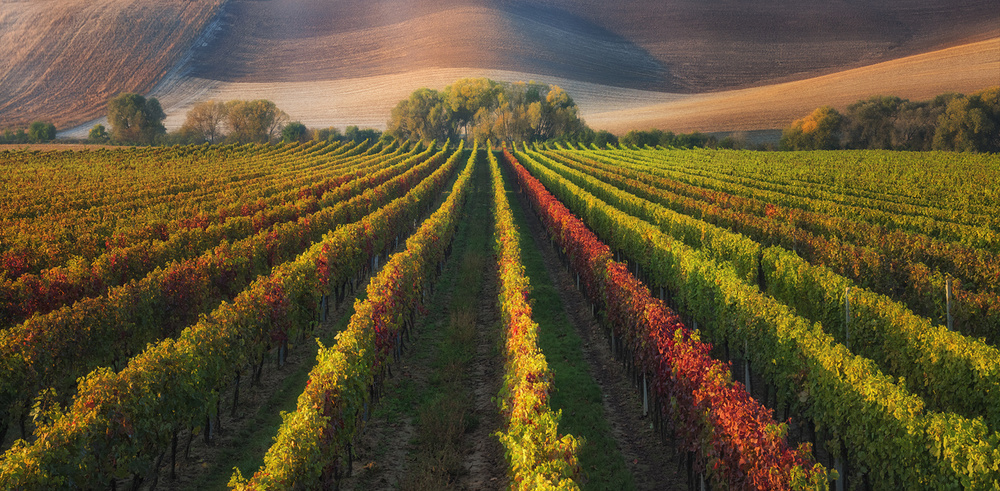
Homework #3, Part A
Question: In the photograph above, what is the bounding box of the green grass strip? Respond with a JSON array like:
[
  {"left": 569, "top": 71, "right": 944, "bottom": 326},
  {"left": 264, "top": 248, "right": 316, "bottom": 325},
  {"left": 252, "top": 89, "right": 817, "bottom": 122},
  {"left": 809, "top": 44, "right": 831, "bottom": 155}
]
[{"left": 501, "top": 165, "right": 636, "bottom": 490}]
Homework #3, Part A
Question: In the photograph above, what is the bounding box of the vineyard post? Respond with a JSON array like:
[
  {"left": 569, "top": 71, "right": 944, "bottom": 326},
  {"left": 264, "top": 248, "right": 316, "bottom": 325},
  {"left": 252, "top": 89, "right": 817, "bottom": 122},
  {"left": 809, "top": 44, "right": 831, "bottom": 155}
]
[
  {"left": 844, "top": 287, "right": 851, "bottom": 350},
  {"left": 946, "top": 278, "right": 953, "bottom": 331},
  {"left": 611, "top": 324, "right": 616, "bottom": 359},
  {"left": 232, "top": 371, "right": 241, "bottom": 417},
  {"left": 170, "top": 430, "right": 178, "bottom": 480},
  {"left": 744, "top": 338, "right": 752, "bottom": 394},
  {"left": 835, "top": 453, "right": 845, "bottom": 491},
  {"left": 643, "top": 372, "right": 648, "bottom": 416}
]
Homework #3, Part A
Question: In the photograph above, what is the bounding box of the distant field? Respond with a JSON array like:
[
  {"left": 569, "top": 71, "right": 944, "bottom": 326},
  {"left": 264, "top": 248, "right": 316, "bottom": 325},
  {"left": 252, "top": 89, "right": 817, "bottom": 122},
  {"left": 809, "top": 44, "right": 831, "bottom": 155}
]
[
  {"left": 0, "top": 0, "right": 223, "bottom": 130},
  {"left": 588, "top": 37, "right": 1000, "bottom": 133},
  {"left": 3, "top": 0, "right": 998, "bottom": 135},
  {"left": 56, "top": 36, "right": 999, "bottom": 139}
]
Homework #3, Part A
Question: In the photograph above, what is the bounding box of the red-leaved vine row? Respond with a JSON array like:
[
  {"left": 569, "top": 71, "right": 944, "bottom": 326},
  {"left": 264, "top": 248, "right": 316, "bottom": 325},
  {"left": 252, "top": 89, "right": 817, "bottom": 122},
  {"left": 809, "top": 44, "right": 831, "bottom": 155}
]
[
  {"left": 502, "top": 150, "right": 827, "bottom": 490},
  {"left": 488, "top": 150, "right": 582, "bottom": 489},
  {"left": 230, "top": 141, "right": 474, "bottom": 490}
]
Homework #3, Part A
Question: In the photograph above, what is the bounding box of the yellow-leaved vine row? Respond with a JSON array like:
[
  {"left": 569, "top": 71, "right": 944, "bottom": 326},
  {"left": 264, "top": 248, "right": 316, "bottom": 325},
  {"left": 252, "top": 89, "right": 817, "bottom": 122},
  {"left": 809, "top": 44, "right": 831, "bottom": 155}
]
[
  {"left": 0, "top": 142, "right": 442, "bottom": 448},
  {"left": 229, "top": 141, "right": 473, "bottom": 490},
  {"left": 488, "top": 149, "right": 582, "bottom": 489}
]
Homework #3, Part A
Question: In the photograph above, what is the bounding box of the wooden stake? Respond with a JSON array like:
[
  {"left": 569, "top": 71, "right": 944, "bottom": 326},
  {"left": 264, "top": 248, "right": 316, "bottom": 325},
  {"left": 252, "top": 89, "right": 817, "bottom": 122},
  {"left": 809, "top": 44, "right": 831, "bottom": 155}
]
[
  {"left": 643, "top": 373, "right": 648, "bottom": 416},
  {"left": 744, "top": 339, "right": 752, "bottom": 394},
  {"left": 844, "top": 287, "right": 851, "bottom": 350},
  {"left": 946, "top": 278, "right": 954, "bottom": 331},
  {"left": 835, "top": 455, "right": 845, "bottom": 491}
]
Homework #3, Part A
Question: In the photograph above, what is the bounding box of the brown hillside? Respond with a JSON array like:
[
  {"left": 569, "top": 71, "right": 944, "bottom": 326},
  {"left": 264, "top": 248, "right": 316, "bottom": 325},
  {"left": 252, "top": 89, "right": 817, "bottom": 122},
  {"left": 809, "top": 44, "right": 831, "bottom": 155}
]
[
  {"left": 2, "top": 0, "right": 997, "bottom": 132},
  {"left": 194, "top": 0, "right": 999, "bottom": 93},
  {"left": 0, "top": 0, "right": 223, "bottom": 130},
  {"left": 126, "top": 37, "right": 993, "bottom": 138},
  {"left": 587, "top": 37, "right": 1000, "bottom": 133}
]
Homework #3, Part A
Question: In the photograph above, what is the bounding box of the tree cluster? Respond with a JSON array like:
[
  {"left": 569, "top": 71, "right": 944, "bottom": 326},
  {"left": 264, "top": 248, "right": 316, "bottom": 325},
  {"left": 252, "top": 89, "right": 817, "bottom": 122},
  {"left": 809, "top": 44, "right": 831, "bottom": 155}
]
[
  {"left": 312, "top": 125, "right": 383, "bottom": 144},
  {"left": 177, "top": 99, "right": 289, "bottom": 144},
  {"left": 107, "top": 93, "right": 166, "bottom": 145},
  {"left": 780, "top": 87, "right": 1000, "bottom": 152},
  {"left": 1, "top": 121, "right": 56, "bottom": 144},
  {"left": 619, "top": 129, "right": 716, "bottom": 149},
  {"left": 386, "top": 78, "right": 590, "bottom": 144}
]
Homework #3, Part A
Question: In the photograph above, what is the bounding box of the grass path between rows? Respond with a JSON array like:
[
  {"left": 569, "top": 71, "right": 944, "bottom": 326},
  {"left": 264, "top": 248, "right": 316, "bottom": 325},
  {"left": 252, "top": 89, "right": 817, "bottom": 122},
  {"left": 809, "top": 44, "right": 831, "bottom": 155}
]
[
  {"left": 340, "top": 151, "right": 506, "bottom": 490},
  {"left": 501, "top": 161, "right": 638, "bottom": 490}
]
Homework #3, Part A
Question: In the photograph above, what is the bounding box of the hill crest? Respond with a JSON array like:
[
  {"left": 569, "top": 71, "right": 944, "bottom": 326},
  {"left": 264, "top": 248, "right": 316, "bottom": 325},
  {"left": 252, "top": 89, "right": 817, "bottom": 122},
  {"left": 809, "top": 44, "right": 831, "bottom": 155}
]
[{"left": 2, "top": 0, "right": 997, "bottom": 132}]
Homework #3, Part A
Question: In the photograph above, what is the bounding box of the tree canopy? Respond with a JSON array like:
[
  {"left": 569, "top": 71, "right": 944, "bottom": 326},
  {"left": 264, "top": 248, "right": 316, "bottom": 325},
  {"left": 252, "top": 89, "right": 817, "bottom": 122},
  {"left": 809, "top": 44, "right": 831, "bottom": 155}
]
[
  {"left": 107, "top": 93, "right": 165, "bottom": 144},
  {"left": 180, "top": 100, "right": 227, "bottom": 144},
  {"left": 225, "top": 100, "right": 288, "bottom": 144},
  {"left": 934, "top": 87, "right": 1000, "bottom": 153},
  {"left": 782, "top": 87, "right": 999, "bottom": 152},
  {"left": 27, "top": 121, "right": 56, "bottom": 143},
  {"left": 780, "top": 106, "right": 845, "bottom": 151},
  {"left": 387, "top": 78, "right": 590, "bottom": 144},
  {"left": 619, "top": 129, "right": 714, "bottom": 149}
]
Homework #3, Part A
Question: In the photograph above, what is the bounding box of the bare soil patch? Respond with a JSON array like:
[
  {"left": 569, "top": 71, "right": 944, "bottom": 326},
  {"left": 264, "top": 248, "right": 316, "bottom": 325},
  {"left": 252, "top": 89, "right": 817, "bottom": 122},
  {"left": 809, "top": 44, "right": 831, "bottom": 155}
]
[
  {"left": 118, "top": 35, "right": 997, "bottom": 141},
  {"left": 192, "top": 0, "right": 998, "bottom": 95},
  {"left": 588, "top": 37, "right": 1000, "bottom": 133}
]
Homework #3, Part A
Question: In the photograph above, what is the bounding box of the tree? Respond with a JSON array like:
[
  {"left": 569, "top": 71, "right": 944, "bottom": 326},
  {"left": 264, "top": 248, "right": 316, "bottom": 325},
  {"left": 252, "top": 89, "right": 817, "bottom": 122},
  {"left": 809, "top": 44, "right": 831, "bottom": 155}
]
[
  {"left": 444, "top": 78, "right": 501, "bottom": 138},
  {"left": 313, "top": 127, "right": 342, "bottom": 142},
  {"left": 88, "top": 124, "right": 110, "bottom": 143},
  {"left": 386, "top": 88, "right": 455, "bottom": 142},
  {"left": 528, "top": 85, "right": 583, "bottom": 140},
  {"left": 889, "top": 97, "right": 955, "bottom": 151},
  {"left": 107, "top": 93, "right": 166, "bottom": 144},
  {"left": 562, "top": 127, "right": 618, "bottom": 148},
  {"left": 780, "top": 106, "right": 843, "bottom": 150},
  {"left": 282, "top": 121, "right": 308, "bottom": 143},
  {"left": 844, "top": 96, "right": 904, "bottom": 149},
  {"left": 621, "top": 129, "right": 671, "bottom": 148},
  {"left": 389, "top": 79, "right": 590, "bottom": 145},
  {"left": 933, "top": 87, "right": 1000, "bottom": 152},
  {"left": 344, "top": 126, "right": 382, "bottom": 143},
  {"left": 180, "top": 100, "right": 227, "bottom": 143},
  {"left": 28, "top": 121, "right": 56, "bottom": 142},
  {"left": 225, "top": 100, "right": 288, "bottom": 143},
  {"left": 592, "top": 130, "right": 618, "bottom": 148}
]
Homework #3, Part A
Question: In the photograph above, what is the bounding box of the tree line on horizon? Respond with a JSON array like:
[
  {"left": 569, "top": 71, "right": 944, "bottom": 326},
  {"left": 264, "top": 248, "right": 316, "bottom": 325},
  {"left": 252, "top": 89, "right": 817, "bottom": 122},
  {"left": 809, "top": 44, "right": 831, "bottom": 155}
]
[
  {"left": 78, "top": 93, "right": 384, "bottom": 146},
  {"left": 0, "top": 121, "right": 57, "bottom": 144},
  {"left": 386, "top": 77, "right": 619, "bottom": 146},
  {"left": 780, "top": 87, "right": 1000, "bottom": 152},
  {"left": 7, "top": 84, "right": 996, "bottom": 153}
]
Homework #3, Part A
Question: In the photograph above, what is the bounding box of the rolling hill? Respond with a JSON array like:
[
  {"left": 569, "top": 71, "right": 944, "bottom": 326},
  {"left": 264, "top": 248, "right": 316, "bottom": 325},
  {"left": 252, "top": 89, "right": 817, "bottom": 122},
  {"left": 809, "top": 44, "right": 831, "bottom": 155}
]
[{"left": 2, "top": 0, "right": 997, "bottom": 134}]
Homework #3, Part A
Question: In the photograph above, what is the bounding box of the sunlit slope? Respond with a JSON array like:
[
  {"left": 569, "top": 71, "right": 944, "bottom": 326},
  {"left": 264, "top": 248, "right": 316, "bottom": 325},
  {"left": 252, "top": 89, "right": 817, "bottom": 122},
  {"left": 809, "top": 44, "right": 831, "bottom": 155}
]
[
  {"left": 5, "top": 0, "right": 997, "bottom": 133},
  {"left": 0, "top": 0, "right": 222, "bottom": 129},
  {"left": 586, "top": 37, "right": 1000, "bottom": 133},
  {"left": 195, "top": 0, "right": 998, "bottom": 93},
  {"left": 130, "top": 37, "right": 995, "bottom": 137}
]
